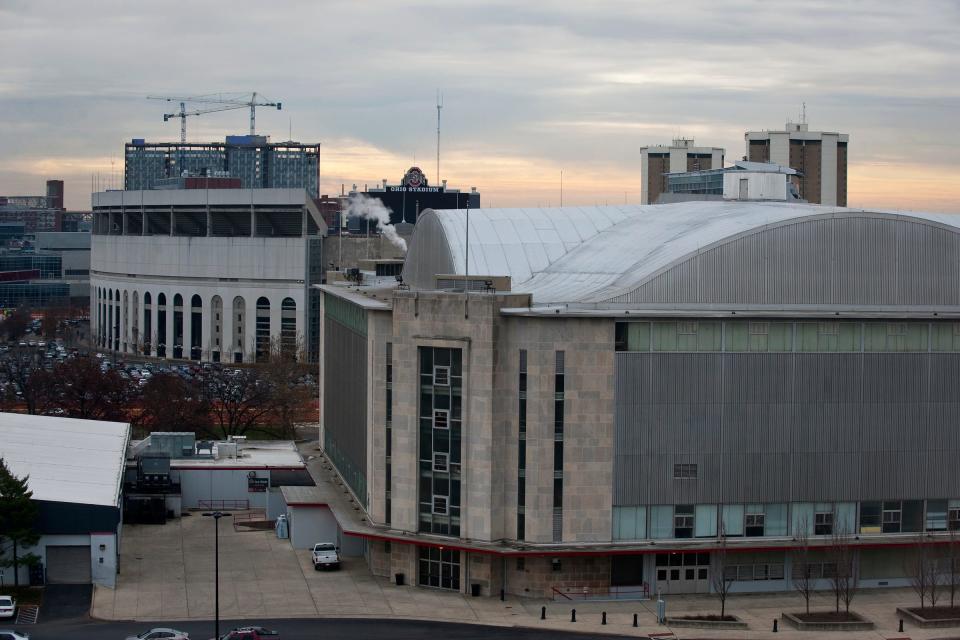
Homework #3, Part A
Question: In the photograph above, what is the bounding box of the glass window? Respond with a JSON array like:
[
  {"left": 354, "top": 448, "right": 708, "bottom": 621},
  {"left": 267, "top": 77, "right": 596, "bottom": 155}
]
[
  {"left": 765, "top": 503, "right": 788, "bottom": 536},
  {"left": 860, "top": 501, "right": 882, "bottom": 533},
  {"left": 815, "top": 506, "right": 834, "bottom": 536},
  {"left": 864, "top": 322, "right": 928, "bottom": 352},
  {"left": 927, "top": 499, "right": 948, "bottom": 531},
  {"left": 903, "top": 500, "right": 924, "bottom": 533},
  {"left": 650, "top": 505, "right": 673, "bottom": 539},
  {"left": 721, "top": 504, "right": 744, "bottom": 536},
  {"left": 931, "top": 323, "right": 960, "bottom": 352},
  {"left": 674, "top": 505, "right": 694, "bottom": 538},
  {"left": 673, "top": 463, "right": 697, "bottom": 479},
  {"left": 882, "top": 501, "right": 902, "bottom": 533},
  {"left": 613, "top": 505, "right": 647, "bottom": 540},
  {"left": 792, "top": 503, "right": 814, "bottom": 536},
  {"left": 797, "top": 321, "right": 860, "bottom": 351},
  {"left": 835, "top": 502, "right": 857, "bottom": 535},
  {"left": 694, "top": 504, "right": 717, "bottom": 538},
  {"left": 745, "top": 505, "right": 765, "bottom": 537}
]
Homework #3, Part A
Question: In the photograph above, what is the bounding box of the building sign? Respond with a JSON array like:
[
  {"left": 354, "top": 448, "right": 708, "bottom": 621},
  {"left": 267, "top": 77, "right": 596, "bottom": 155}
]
[
  {"left": 386, "top": 186, "right": 442, "bottom": 193},
  {"left": 402, "top": 166, "right": 428, "bottom": 188},
  {"left": 247, "top": 473, "right": 268, "bottom": 493}
]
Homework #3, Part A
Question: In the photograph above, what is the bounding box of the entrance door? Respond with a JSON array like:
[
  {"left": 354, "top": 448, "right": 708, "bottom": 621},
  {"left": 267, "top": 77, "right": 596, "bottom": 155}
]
[
  {"left": 654, "top": 552, "right": 710, "bottom": 594},
  {"left": 46, "top": 546, "right": 91, "bottom": 584},
  {"left": 417, "top": 547, "right": 460, "bottom": 590}
]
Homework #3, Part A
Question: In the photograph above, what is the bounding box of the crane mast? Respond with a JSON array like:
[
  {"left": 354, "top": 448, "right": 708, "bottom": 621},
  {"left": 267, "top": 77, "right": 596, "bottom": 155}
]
[{"left": 147, "top": 93, "right": 282, "bottom": 142}]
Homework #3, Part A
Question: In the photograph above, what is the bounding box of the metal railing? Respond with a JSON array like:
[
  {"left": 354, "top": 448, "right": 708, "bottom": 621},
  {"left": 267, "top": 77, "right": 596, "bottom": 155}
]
[
  {"left": 196, "top": 499, "right": 248, "bottom": 511},
  {"left": 551, "top": 583, "right": 650, "bottom": 601}
]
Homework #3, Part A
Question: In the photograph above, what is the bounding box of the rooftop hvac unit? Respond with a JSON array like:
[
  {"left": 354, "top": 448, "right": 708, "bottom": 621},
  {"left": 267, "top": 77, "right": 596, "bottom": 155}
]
[{"left": 216, "top": 442, "right": 238, "bottom": 459}]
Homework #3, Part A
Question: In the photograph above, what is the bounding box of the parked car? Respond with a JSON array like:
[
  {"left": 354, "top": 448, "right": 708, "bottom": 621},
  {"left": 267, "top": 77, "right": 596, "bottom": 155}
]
[
  {"left": 223, "top": 627, "right": 280, "bottom": 640},
  {"left": 0, "top": 630, "right": 29, "bottom": 640},
  {"left": 214, "top": 627, "right": 279, "bottom": 640},
  {"left": 0, "top": 595, "right": 14, "bottom": 619},
  {"left": 125, "top": 628, "right": 190, "bottom": 639},
  {"left": 311, "top": 542, "right": 341, "bottom": 570}
]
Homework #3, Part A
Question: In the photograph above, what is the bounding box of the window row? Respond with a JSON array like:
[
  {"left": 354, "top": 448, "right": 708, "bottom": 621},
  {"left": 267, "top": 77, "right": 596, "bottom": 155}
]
[
  {"left": 615, "top": 320, "right": 960, "bottom": 353},
  {"left": 613, "top": 499, "right": 960, "bottom": 541}
]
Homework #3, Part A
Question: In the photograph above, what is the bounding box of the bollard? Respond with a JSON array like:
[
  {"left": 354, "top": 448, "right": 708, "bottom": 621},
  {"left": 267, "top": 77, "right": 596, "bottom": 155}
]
[
  {"left": 633, "top": 613, "right": 638, "bottom": 627},
  {"left": 541, "top": 606, "right": 546, "bottom": 620},
  {"left": 571, "top": 608, "right": 576, "bottom": 623},
  {"left": 899, "top": 619, "right": 904, "bottom": 633},
  {"left": 500, "top": 588, "right": 504, "bottom": 602},
  {"left": 602, "top": 611, "right": 607, "bottom": 625},
  {"left": 773, "top": 618, "right": 778, "bottom": 632}
]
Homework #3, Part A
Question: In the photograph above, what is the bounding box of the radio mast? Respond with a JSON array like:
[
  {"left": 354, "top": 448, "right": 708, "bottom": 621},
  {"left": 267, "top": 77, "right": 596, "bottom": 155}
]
[{"left": 436, "top": 90, "right": 443, "bottom": 186}]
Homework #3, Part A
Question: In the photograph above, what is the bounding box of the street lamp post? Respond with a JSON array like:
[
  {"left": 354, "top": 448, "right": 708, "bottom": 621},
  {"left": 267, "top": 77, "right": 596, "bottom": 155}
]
[{"left": 202, "top": 511, "right": 232, "bottom": 639}]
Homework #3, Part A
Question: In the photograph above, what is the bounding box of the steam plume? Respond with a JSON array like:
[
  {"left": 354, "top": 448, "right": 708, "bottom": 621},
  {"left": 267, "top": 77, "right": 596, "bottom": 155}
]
[{"left": 345, "top": 194, "right": 407, "bottom": 252}]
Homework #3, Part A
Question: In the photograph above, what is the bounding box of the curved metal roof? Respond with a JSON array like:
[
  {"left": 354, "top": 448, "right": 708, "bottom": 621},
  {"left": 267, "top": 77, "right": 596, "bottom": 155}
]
[{"left": 402, "top": 201, "right": 960, "bottom": 306}]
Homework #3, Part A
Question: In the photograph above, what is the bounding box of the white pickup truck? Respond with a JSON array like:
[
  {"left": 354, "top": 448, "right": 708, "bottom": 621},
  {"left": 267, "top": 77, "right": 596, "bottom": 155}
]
[{"left": 311, "top": 542, "right": 341, "bottom": 570}]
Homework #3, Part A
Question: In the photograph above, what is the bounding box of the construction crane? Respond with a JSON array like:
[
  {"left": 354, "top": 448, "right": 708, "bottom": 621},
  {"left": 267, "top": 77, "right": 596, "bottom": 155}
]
[{"left": 147, "top": 92, "right": 282, "bottom": 143}]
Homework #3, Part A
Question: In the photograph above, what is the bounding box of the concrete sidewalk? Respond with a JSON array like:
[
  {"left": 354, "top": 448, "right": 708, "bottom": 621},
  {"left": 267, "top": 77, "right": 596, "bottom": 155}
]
[{"left": 92, "top": 514, "right": 959, "bottom": 639}]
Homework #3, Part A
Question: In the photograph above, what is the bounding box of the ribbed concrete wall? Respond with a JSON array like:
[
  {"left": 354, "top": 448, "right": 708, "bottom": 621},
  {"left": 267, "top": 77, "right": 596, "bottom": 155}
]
[
  {"left": 618, "top": 216, "right": 960, "bottom": 306},
  {"left": 323, "top": 314, "right": 369, "bottom": 506},
  {"left": 614, "top": 349, "right": 960, "bottom": 506}
]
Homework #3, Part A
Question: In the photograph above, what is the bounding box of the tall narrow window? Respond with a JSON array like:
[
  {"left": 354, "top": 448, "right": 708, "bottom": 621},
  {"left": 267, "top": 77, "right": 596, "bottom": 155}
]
[
  {"left": 172, "top": 293, "right": 184, "bottom": 358},
  {"left": 385, "top": 342, "right": 393, "bottom": 526},
  {"left": 418, "top": 347, "right": 462, "bottom": 537},
  {"left": 190, "top": 294, "right": 202, "bottom": 360},
  {"left": 517, "top": 349, "right": 527, "bottom": 540},
  {"left": 280, "top": 297, "right": 297, "bottom": 359},
  {"left": 553, "top": 350, "right": 565, "bottom": 542},
  {"left": 255, "top": 296, "right": 271, "bottom": 362}
]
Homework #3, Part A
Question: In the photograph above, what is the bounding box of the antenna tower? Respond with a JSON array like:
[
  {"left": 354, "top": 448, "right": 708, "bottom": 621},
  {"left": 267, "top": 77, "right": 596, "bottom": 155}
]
[{"left": 436, "top": 90, "right": 443, "bottom": 186}]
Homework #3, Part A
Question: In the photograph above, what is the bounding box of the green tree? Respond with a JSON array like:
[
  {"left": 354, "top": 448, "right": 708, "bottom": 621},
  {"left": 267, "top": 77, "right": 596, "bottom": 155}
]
[{"left": 0, "top": 458, "right": 41, "bottom": 586}]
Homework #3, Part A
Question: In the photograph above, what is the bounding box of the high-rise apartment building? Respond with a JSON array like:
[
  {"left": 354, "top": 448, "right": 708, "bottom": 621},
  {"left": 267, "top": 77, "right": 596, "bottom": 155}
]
[
  {"left": 124, "top": 135, "right": 320, "bottom": 197},
  {"left": 640, "top": 139, "right": 724, "bottom": 204},
  {"left": 745, "top": 122, "right": 848, "bottom": 206}
]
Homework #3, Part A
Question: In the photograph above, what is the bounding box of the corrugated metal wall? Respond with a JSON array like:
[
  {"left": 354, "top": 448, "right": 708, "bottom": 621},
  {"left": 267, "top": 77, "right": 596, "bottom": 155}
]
[
  {"left": 614, "top": 349, "right": 960, "bottom": 506},
  {"left": 615, "top": 216, "right": 960, "bottom": 306},
  {"left": 323, "top": 314, "right": 369, "bottom": 505}
]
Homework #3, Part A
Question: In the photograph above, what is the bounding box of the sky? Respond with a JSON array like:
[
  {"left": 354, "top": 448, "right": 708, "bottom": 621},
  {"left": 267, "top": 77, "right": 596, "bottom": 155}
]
[{"left": 0, "top": 0, "right": 958, "bottom": 212}]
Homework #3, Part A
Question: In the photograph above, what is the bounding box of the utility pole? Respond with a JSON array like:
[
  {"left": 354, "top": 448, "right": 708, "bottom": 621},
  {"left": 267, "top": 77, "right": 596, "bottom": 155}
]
[{"left": 202, "top": 511, "right": 232, "bottom": 640}]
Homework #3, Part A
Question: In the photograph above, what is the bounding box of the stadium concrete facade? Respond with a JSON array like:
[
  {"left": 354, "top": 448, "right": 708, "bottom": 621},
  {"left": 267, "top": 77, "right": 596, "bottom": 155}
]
[
  {"left": 319, "top": 201, "right": 960, "bottom": 599},
  {"left": 90, "top": 188, "right": 326, "bottom": 363}
]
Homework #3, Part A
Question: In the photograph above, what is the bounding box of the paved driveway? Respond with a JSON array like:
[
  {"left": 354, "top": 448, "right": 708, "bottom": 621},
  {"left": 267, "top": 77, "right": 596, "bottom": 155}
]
[{"left": 92, "top": 512, "right": 531, "bottom": 624}]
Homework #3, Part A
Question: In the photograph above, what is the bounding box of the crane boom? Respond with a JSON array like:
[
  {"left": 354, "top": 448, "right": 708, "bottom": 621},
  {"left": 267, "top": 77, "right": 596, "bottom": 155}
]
[{"left": 148, "top": 92, "right": 282, "bottom": 141}]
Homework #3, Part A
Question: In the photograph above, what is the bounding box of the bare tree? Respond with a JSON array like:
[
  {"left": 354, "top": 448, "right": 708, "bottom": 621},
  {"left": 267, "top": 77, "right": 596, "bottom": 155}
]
[
  {"left": 0, "top": 308, "right": 32, "bottom": 341},
  {"left": 0, "top": 347, "right": 56, "bottom": 415},
  {"left": 947, "top": 524, "right": 960, "bottom": 607},
  {"left": 201, "top": 366, "right": 275, "bottom": 439},
  {"left": 260, "top": 337, "right": 314, "bottom": 438},
  {"left": 907, "top": 535, "right": 932, "bottom": 609},
  {"left": 138, "top": 373, "right": 210, "bottom": 436},
  {"left": 56, "top": 357, "right": 133, "bottom": 421},
  {"left": 791, "top": 516, "right": 815, "bottom": 614},
  {"left": 829, "top": 524, "right": 857, "bottom": 615},
  {"left": 710, "top": 523, "right": 737, "bottom": 619}
]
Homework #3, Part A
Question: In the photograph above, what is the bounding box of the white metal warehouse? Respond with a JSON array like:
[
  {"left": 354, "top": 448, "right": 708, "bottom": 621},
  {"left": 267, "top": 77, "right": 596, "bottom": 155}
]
[{"left": 0, "top": 412, "right": 130, "bottom": 587}]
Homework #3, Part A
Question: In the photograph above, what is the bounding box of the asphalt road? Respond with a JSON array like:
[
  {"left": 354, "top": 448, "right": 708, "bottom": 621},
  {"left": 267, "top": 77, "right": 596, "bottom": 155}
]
[{"left": 10, "top": 618, "right": 640, "bottom": 640}]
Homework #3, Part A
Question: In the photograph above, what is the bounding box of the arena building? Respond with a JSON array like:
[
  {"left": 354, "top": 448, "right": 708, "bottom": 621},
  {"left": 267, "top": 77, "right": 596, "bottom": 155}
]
[
  {"left": 90, "top": 187, "right": 326, "bottom": 363},
  {"left": 319, "top": 200, "right": 960, "bottom": 598}
]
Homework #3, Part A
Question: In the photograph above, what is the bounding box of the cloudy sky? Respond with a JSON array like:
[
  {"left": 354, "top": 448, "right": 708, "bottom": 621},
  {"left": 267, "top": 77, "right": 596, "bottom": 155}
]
[{"left": 1, "top": 0, "right": 958, "bottom": 211}]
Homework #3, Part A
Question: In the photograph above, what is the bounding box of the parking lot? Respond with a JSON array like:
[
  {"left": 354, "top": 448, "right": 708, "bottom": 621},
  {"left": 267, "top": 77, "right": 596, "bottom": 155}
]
[{"left": 91, "top": 510, "right": 498, "bottom": 624}]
